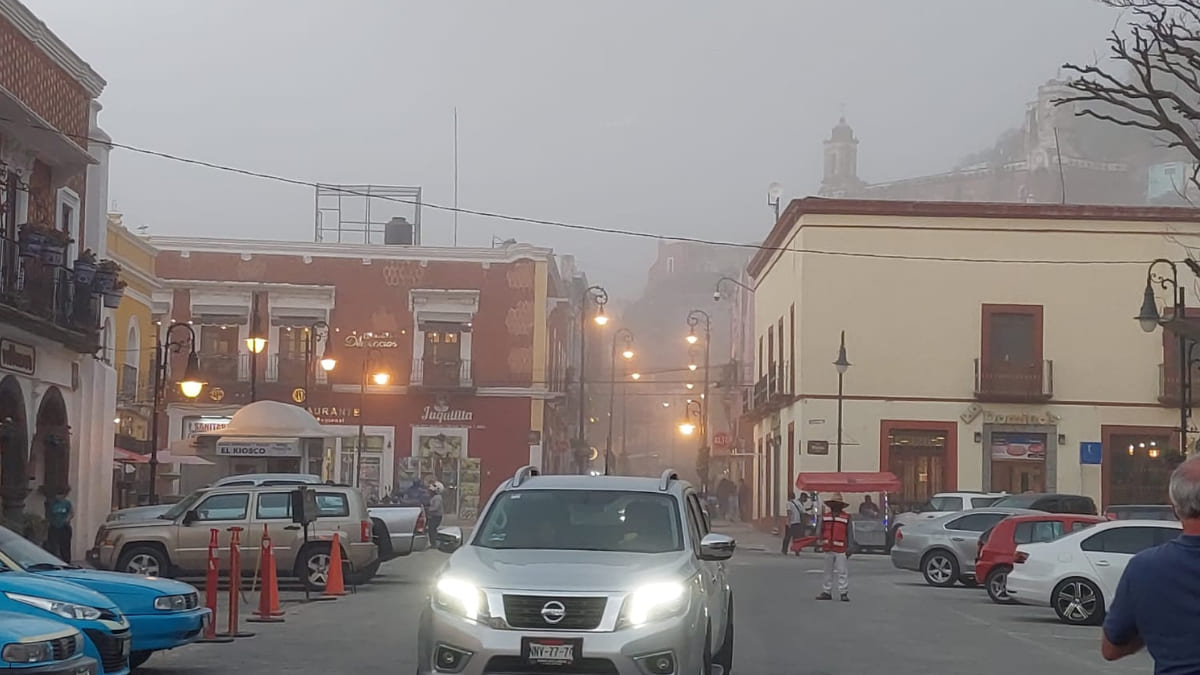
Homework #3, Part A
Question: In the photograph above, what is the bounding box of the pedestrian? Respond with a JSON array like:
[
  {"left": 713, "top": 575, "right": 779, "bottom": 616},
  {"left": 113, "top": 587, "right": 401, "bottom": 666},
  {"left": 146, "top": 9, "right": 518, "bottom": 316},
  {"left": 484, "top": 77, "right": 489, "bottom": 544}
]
[
  {"left": 816, "top": 492, "right": 852, "bottom": 602},
  {"left": 782, "top": 491, "right": 805, "bottom": 555},
  {"left": 44, "top": 488, "right": 73, "bottom": 562},
  {"left": 1102, "top": 454, "right": 1200, "bottom": 669},
  {"left": 738, "top": 479, "right": 752, "bottom": 522},
  {"left": 426, "top": 481, "right": 445, "bottom": 542},
  {"left": 858, "top": 495, "right": 880, "bottom": 518}
]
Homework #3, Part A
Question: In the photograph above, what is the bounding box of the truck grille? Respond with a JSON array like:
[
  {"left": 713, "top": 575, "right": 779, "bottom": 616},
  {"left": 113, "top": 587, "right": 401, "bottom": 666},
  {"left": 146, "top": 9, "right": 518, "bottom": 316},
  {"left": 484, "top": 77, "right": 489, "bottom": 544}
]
[
  {"left": 83, "top": 628, "right": 129, "bottom": 673},
  {"left": 483, "top": 655, "right": 618, "bottom": 674},
  {"left": 49, "top": 635, "right": 77, "bottom": 660},
  {"left": 502, "top": 595, "right": 606, "bottom": 630}
]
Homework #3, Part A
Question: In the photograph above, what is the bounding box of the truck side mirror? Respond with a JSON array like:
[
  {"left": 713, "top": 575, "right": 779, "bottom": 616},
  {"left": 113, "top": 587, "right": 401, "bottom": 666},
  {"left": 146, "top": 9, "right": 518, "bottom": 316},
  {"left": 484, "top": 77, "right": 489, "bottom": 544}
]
[{"left": 182, "top": 510, "right": 198, "bottom": 525}]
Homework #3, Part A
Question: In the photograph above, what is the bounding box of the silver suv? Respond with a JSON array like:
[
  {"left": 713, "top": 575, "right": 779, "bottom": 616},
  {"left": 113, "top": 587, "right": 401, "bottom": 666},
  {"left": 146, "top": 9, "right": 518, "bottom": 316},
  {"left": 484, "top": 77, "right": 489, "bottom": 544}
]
[{"left": 418, "top": 467, "right": 736, "bottom": 675}]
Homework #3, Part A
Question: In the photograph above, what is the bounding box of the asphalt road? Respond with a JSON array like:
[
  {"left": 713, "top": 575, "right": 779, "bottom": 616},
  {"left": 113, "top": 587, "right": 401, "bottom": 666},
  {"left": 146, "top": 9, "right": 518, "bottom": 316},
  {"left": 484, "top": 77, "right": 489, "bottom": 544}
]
[{"left": 139, "top": 530, "right": 1156, "bottom": 675}]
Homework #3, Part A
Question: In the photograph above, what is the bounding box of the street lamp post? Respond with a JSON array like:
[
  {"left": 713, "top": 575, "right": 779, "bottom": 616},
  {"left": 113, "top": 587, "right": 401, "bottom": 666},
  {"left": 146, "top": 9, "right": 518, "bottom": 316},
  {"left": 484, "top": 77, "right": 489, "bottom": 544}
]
[
  {"left": 148, "top": 322, "right": 205, "bottom": 504},
  {"left": 678, "top": 399, "right": 702, "bottom": 437},
  {"left": 1136, "top": 258, "right": 1192, "bottom": 453},
  {"left": 687, "top": 309, "right": 712, "bottom": 490},
  {"left": 303, "top": 321, "right": 337, "bottom": 404},
  {"left": 354, "top": 348, "right": 389, "bottom": 489},
  {"left": 577, "top": 285, "right": 608, "bottom": 472},
  {"left": 605, "top": 328, "right": 634, "bottom": 475},
  {"left": 833, "top": 331, "right": 851, "bottom": 472},
  {"left": 245, "top": 294, "right": 267, "bottom": 402}
]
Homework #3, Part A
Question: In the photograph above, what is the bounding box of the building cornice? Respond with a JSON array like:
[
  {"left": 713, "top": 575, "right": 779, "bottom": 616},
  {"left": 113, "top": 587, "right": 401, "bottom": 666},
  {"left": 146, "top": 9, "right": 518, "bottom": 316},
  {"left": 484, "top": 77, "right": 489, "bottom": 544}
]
[
  {"left": 0, "top": 0, "right": 105, "bottom": 97},
  {"left": 149, "top": 236, "right": 555, "bottom": 265}
]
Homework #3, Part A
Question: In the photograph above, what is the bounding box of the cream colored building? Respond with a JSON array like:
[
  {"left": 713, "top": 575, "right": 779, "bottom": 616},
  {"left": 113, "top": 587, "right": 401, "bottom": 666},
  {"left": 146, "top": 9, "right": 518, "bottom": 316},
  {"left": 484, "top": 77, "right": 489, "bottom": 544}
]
[{"left": 746, "top": 199, "right": 1200, "bottom": 522}]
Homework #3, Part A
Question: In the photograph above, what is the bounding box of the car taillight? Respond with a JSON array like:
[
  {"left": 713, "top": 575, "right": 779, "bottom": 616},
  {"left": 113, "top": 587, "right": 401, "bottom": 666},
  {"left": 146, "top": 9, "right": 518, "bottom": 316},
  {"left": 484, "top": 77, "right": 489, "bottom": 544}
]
[
  {"left": 1106, "top": 512, "right": 1117, "bottom": 521},
  {"left": 895, "top": 529, "right": 903, "bottom": 543},
  {"left": 416, "top": 510, "right": 427, "bottom": 535},
  {"left": 361, "top": 520, "right": 372, "bottom": 543},
  {"left": 1014, "top": 551, "right": 1029, "bottom": 564}
]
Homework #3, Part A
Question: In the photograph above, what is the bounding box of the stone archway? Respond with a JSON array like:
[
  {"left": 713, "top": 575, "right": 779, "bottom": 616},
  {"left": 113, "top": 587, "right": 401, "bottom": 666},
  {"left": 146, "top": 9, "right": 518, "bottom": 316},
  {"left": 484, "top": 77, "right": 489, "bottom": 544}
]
[
  {"left": 0, "top": 376, "right": 28, "bottom": 518},
  {"left": 32, "top": 387, "right": 69, "bottom": 499}
]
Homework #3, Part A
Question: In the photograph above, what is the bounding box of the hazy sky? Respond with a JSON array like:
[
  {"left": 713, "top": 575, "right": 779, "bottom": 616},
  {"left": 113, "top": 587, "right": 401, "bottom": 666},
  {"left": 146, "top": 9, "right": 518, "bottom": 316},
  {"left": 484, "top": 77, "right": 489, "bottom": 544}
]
[{"left": 27, "top": 0, "right": 1121, "bottom": 297}]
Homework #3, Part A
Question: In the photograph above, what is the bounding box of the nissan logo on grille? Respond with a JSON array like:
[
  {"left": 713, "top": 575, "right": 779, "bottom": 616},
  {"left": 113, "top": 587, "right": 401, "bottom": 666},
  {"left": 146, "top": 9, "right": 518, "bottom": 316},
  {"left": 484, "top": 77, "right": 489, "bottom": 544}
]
[{"left": 540, "top": 601, "right": 566, "bottom": 624}]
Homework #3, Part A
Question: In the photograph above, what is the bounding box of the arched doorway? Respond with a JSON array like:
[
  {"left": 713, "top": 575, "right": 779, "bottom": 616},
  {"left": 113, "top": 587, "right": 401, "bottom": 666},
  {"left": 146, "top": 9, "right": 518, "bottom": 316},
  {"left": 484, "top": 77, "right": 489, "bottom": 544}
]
[
  {"left": 32, "top": 387, "right": 69, "bottom": 500},
  {"left": 0, "top": 376, "right": 28, "bottom": 518}
]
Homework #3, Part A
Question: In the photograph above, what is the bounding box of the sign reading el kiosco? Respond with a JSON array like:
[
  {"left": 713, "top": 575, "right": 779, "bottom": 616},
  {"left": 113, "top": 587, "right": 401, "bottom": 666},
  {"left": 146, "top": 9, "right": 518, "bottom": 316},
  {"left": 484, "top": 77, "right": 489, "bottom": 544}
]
[{"left": 216, "top": 438, "right": 301, "bottom": 457}]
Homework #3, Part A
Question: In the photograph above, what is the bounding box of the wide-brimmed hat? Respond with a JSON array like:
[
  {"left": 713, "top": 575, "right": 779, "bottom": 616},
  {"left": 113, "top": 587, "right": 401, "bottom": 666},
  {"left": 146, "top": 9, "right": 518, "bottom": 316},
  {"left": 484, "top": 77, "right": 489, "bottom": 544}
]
[{"left": 824, "top": 492, "right": 848, "bottom": 508}]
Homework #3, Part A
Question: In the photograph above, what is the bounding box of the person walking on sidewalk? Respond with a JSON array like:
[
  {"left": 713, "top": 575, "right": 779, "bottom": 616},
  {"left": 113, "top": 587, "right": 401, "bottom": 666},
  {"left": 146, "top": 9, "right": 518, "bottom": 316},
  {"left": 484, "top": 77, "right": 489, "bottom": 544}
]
[
  {"left": 782, "top": 491, "right": 806, "bottom": 555},
  {"left": 426, "top": 481, "right": 445, "bottom": 541},
  {"left": 816, "top": 492, "right": 853, "bottom": 602},
  {"left": 44, "top": 488, "right": 73, "bottom": 561}
]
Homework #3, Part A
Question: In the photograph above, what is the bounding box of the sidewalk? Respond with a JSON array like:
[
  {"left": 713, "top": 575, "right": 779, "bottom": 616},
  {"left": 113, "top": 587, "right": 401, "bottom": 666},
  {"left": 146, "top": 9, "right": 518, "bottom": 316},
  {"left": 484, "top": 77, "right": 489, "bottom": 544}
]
[{"left": 710, "top": 519, "right": 781, "bottom": 552}]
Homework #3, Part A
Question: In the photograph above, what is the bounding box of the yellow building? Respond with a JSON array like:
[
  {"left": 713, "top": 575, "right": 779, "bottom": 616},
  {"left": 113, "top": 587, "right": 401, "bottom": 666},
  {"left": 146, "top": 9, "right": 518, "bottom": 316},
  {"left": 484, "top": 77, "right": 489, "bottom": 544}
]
[
  {"left": 106, "top": 214, "right": 161, "bottom": 506},
  {"left": 745, "top": 199, "right": 1200, "bottom": 522}
]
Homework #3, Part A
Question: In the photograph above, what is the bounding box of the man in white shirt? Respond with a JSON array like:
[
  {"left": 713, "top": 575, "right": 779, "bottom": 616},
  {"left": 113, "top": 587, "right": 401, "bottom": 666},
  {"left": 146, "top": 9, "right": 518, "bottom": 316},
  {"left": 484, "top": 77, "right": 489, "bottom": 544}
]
[{"left": 782, "top": 492, "right": 807, "bottom": 555}]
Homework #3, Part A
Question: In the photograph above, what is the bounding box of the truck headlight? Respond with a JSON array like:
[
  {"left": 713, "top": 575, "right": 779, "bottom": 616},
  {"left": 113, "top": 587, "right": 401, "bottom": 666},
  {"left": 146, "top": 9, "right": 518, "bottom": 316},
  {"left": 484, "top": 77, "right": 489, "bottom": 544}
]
[
  {"left": 154, "top": 593, "right": 195, "bottom": 611},
  {"left": 434, "top": 577, "right": 484, "bottom": 621},
  {"left": 5, "top": 593, "right": 103, "bottom": 621},
  {"left": 625, "top": 581, "right": 688, "bottom": 626}
]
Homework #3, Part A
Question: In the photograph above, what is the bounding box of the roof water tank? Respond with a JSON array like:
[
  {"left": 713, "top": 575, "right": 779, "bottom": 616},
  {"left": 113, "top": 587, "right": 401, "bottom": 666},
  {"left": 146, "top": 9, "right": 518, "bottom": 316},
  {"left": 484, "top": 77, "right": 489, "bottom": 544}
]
[{"left": 384, "top": 217, "right": 413, "bottom": 245}]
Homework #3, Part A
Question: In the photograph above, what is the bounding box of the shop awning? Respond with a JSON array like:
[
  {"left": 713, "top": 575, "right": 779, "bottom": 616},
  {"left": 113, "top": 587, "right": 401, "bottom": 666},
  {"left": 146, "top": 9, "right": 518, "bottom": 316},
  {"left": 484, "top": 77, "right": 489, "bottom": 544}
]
[
  {"left": 156, "top": 452, "right": 214, "bottom": 466},
  {"left": 795, "top": 471, "right": 902, "bottom": 493},
  {"left": 114, "top": 447, "right": 149, "bottom": 464}
]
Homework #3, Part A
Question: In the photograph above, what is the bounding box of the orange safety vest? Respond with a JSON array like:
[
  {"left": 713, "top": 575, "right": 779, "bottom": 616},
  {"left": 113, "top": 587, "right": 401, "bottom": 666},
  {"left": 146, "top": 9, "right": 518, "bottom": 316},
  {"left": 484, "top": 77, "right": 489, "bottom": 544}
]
[{"left": 819, "top": 512, "right": 851, "bottom": 553}]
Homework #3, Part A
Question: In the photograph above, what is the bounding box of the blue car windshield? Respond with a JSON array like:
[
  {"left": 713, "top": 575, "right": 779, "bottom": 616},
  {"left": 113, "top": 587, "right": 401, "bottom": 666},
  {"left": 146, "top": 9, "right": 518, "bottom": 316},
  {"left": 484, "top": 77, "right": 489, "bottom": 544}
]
[{"left": 0, "top": 527, "right": 72, "bottom": 570}]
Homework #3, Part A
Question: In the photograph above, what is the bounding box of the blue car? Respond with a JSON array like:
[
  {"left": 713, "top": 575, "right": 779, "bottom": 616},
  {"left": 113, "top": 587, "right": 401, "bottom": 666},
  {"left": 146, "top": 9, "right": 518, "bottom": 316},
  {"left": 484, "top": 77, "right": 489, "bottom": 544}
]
[
  {"left": 0, "top": 528, "right": 208, "bottom": 671},
  {"left": 0, "top": 572, "right": 129, "bottom": 674},
  {"left": 0, "top": 610, "right": 98, "bottom": 673}
]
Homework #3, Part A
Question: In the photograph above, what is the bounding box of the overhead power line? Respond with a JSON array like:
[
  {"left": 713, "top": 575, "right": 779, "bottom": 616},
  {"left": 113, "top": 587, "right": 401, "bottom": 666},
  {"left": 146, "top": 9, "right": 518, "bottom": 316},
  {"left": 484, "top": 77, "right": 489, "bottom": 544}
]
[{"left": 2, "top": 113, "right": 1190, "bottom": 266}]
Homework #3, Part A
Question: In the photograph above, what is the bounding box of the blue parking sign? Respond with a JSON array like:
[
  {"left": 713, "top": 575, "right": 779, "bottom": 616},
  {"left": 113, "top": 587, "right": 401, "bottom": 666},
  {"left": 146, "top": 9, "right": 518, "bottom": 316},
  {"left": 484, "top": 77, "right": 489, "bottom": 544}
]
[{"left": 1079, "top": 442, "right": 1102, "bottom": 465}]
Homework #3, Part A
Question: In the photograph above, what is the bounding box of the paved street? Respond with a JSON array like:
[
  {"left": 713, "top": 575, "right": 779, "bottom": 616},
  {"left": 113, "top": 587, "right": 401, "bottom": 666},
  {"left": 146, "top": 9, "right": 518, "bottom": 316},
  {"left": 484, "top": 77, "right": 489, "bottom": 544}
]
[{"left": 138, "top": 527, "right": 1155, "bottom": 674}]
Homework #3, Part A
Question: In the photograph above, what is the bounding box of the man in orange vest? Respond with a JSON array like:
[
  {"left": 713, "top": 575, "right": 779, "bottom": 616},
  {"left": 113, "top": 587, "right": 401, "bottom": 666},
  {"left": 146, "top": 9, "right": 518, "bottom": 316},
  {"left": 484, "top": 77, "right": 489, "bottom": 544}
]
[{"left": 816, "top": 492, "right": 853, "bottom": 602}]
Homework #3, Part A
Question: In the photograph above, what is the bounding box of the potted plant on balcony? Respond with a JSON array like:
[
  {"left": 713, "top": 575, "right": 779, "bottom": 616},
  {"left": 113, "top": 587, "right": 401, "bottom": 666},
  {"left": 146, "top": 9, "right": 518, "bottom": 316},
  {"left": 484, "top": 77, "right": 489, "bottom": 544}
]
[
  {"left": 102, "top": 278, "right": 126, "bottom": 309},
  {"left": 72, "top": 248, "right": 97, "bottom": 285},
  {"left": 92, "top": 259, "right": 121, "bottom": 293},
  {"left": 17, "top": 223, "right": 47, "bottom": 258},
  {"left": 38, "top": 228, "right": 72, "bottom": 267}
]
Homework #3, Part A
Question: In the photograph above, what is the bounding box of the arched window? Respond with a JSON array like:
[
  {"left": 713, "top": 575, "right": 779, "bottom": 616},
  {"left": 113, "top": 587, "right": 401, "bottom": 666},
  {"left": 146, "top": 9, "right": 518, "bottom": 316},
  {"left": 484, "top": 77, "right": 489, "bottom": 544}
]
[{"left": 121, "top": 322, "right": 140, "bottom": 401}]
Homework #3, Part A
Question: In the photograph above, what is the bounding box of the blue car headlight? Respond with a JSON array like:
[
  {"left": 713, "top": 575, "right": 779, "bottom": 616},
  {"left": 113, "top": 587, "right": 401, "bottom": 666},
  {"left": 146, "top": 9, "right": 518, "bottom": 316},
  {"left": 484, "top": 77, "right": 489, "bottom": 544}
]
[
  {"left": 154, "top": 593, "right": 197, "bottom": 611},
  {"left": 5, "top": 592, "right": 103, "bottom": 621},
  {"left": 2, "top": 632, "right": 81, "bottom": 663}
]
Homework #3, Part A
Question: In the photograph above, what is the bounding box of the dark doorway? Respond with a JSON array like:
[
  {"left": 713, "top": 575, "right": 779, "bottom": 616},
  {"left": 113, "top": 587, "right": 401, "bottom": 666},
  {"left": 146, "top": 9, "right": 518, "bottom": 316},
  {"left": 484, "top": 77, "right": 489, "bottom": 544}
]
[
  {"left": 34, "top": 387, "right": 69, "bottom": 498},
  {"left": 0, "top": 376, "right": 28, "bottom": 517}
]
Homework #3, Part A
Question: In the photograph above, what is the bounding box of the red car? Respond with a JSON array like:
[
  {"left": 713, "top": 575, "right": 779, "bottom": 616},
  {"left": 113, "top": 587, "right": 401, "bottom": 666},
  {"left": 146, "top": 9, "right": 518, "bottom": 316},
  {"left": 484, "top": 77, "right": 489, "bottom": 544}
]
[{"left": 974, "top": 513, "right": 1105, "bottom": 604}]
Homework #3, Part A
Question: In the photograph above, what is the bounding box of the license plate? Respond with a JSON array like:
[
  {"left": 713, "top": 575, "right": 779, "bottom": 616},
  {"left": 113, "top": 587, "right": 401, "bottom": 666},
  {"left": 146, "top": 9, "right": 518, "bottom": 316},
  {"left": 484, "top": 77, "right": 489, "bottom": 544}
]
[{"left": 522, "top": 637, "right": 581, "bottom": 666}]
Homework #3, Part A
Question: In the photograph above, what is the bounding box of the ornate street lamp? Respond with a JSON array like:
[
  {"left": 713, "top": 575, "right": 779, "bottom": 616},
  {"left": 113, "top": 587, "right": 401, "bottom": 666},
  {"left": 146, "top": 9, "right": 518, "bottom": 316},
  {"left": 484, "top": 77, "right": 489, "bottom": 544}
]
[{"left": 148, "top": 322, "right": 204, "bottom": 504}]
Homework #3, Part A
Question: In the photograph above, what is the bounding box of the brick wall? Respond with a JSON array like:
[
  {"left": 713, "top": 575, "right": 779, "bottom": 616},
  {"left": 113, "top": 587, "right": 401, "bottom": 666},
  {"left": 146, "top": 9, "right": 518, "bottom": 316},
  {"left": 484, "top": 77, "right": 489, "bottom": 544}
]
[{"left": 0, "top": 18, "right": 89, "bottom": 142}]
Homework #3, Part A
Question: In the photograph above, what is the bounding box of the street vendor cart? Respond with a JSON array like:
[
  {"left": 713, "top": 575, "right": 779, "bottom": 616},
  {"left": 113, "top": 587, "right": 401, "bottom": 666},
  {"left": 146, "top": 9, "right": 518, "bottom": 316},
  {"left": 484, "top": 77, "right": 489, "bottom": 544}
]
[{"left": 791, "top": 471, "right": 902, "bottom": 554}]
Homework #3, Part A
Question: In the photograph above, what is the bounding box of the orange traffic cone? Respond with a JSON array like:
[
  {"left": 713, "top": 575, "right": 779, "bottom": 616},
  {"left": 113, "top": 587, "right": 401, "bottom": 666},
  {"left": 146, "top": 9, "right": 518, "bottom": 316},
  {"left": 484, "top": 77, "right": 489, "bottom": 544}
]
[
  {"left": 248, "top": 527, "right": 283, "bottom": 623},
  {"left": 323, "top": 532, "right": 346, "bottom": 597}
]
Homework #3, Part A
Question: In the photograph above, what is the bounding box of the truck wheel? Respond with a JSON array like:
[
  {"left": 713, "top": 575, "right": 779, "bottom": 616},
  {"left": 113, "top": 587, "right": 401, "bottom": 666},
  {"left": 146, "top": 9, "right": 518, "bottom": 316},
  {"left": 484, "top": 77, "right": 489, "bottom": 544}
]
[
  {"left": 129, "top": 650, "right": 152, "bottom": 670},
  {"left": 297, "top": 544, "right": 333, "bottom": 591},
  {"left": 116, "top": 545, "right": 169, "bottom": 577}
]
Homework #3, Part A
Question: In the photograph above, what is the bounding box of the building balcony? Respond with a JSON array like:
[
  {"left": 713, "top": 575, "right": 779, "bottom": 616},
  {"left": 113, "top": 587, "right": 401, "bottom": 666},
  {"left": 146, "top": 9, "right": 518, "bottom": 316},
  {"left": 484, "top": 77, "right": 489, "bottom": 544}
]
[
  {"left": 1157, "top": 362, "right": 1200, "bottom": 406},
  {"left": 197, "top": 353, "right": 248, "bottom": 384},
  {"left": 410, "top": 359, "right": 473, "bottom": 390},
  {"left": 974, "top": 358, "right": 1053, "bottom": 402},
  {"left": 265, "top": 354, "right": 310, "bottom": 385},
  {"left": 744, "top": 362, "right": 792, "bottom": 419},
  {"left": 0, "top": 239, "right": 100, "bottom": 353}
]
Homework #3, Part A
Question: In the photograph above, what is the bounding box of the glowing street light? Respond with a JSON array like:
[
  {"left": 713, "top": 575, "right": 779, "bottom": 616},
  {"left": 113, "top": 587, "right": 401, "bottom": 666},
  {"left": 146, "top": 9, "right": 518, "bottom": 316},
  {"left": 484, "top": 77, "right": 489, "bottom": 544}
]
[{"left": 631, "top": 372, "right": 641, "bottom": 380}]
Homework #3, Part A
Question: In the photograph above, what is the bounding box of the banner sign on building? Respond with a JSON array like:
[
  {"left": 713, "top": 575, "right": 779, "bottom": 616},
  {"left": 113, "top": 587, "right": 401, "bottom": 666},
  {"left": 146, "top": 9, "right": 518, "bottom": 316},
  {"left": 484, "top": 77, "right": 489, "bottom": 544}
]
[
  {"left": 991, "top": 433, "right": 1047, "bottom": 462},
  {"left": 216, "top": 437, "right": 301, "bottom": 457},
  {"left": 0, "top": 339, "right": 35, "bottom": 376}
]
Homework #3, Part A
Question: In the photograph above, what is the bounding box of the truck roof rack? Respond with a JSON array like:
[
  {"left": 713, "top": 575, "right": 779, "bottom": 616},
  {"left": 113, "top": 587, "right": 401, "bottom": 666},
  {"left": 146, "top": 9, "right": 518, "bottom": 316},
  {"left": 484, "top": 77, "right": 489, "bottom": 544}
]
[
  {"left": 511, "top": 465, "right": 540, "bottom": 488},
  {"left": 659, "top": 469, "right": 679, "bottom": 492}
]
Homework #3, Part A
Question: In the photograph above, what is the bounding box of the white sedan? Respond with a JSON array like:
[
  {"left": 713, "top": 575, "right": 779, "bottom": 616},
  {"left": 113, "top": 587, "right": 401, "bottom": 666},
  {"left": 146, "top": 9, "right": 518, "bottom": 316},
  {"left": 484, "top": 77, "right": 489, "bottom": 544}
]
[{"left": 1006, "top": 519, "right": 1182, "bottom": 625}]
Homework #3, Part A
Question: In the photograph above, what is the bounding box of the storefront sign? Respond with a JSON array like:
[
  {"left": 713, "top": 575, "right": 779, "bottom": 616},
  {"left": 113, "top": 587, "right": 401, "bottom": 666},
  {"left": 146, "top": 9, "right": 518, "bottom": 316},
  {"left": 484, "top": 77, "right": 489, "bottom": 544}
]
[
  {"left": 216, "top": 438, "right": 301, "bottom": 457},
  {"left": 991, "top": 433, "right": 1046, "bottom": 462},
  {"left": 0, "top": 339, "right": 35, "bottom": 376},
  {"left": 713, "top": 432, "right": 732, "bottom": 449},
  {"left": 982, "top": 411, "right": 1060, "bottom": 426},
  {"left": 807, "top": 440, "right": 829, "bottom": 455},
  {"left": 421, "top": 397, "right": 473, "bottom": 424},
  {"left": 308, "top": 406, "right": 360, "bottom": 424},
  {"left": 344, "top": 334, "right": 399, "bottom": 349},
  {"left": 184, "top": 417, "right": 231, "bottom": 438}
]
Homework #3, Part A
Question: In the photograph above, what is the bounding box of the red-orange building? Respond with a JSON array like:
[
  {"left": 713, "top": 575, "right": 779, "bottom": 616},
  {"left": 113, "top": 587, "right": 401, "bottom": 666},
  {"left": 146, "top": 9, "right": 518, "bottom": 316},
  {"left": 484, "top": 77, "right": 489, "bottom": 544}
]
[{"left": 150, "top": 237, "right": 576, "bottom": 515}]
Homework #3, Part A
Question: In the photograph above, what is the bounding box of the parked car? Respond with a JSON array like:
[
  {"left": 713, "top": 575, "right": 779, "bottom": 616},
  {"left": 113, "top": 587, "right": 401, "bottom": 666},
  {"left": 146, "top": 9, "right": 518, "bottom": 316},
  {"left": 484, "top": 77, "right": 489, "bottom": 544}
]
[
  {"left": 417, "top": 467, "right": 736, "bottom": 675},
  {"left": 0, "top": 570, "right": 132, "bottom": 674},
  {"left": 988, "top": 493, "right": 1097, "bottom": 515},
  {"left": 974, "top": 513, "right": 1105, "bottom": 603},
  {"left": 888, "top": 492, "right": 1006, "bottom": 549},
  {"left": 1005, "top": 519, "right": 1182, "bottom": 625},
  {"left": 89, "top": 484, "right": 378, "bottom": 591},
  {"left": 0, "top": 526, "right": 208, "bottom": 670},
  {"left": 1104, "top": 504, "right": 1176, "bottom": 521},
  {"left": 890, "top": 507, "right": 1037, "bottom": 587},
  {"left": 106, "top": 474, "right": 324, "bottom": 524},
  {"left": 365, "top": 503, "right": 429, "bottom": 562},
  {"left": 0, "top": 610, "right": 99, "bottom": 674}
]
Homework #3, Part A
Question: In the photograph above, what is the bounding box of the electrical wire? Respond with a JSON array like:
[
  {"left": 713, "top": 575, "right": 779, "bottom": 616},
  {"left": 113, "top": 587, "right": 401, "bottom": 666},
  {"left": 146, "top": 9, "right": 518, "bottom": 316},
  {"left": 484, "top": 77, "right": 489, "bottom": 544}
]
[{"left": 0, "top": 113, "right": 1185, "bottom": 267}]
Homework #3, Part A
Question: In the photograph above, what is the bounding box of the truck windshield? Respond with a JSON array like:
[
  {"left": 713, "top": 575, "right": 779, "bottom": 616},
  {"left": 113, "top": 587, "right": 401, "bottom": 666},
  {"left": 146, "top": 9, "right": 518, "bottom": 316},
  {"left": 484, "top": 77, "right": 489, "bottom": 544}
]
[{"left": 475, "top": 490, "right": 684, "bottom": 553}]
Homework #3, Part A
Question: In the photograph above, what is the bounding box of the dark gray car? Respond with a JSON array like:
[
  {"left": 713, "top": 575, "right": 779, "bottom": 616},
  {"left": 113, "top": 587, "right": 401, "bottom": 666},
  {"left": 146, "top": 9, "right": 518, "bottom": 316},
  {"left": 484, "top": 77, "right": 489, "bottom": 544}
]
[{"left": 890, "top": 507, "right": 1038, "bottom": 587}]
